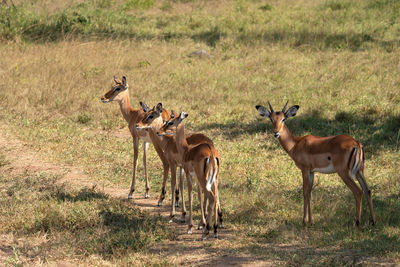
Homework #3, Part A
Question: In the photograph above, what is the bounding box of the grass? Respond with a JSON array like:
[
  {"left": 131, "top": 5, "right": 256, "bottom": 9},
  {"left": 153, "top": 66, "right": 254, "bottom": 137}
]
[
  {"left": 1, "top": 0, "right": 400, "bottom": 51},
  {"left": 0, "top": 0, "right": 400, "bottom": 265},
  {"left": 0, "top": 155, "right": 174, "bottom": 265}
]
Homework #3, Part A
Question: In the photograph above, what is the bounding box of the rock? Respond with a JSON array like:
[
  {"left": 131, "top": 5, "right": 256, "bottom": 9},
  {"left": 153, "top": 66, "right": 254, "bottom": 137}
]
[{"left": 189, "top": 49, "right": 212, "bottom": 58}]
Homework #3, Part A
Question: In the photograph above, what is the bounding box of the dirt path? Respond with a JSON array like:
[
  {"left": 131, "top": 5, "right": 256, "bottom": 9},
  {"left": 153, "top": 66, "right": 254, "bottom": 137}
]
[{"left": 0, "top": 126, "right": 272, "bottom": 266}]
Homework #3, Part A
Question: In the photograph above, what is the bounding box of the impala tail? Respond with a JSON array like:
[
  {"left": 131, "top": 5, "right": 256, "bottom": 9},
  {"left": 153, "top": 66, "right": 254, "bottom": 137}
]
[{"left": 205, "top": 155, "right": 218, "bottom": 192}]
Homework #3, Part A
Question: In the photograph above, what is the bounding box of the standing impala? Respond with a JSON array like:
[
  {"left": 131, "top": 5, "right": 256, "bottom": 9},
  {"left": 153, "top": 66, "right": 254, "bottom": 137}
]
[
  {"left": 100, "top": 76, "right": 171, "bottom": 200},
  {"left": 157, "top": 112, "right": 223, "bottom": 239},
  {"left": 136, "top": 107, "right": 220, "bottom": 228},
  {"left": 256, "top": 101, "right": 376, "bottom": 226}
]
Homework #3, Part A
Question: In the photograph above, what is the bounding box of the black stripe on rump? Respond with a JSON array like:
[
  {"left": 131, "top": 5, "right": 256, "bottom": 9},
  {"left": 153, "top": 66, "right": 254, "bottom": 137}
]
[{"left": 348, "top": 147, "right": 356, "bottom": 170}]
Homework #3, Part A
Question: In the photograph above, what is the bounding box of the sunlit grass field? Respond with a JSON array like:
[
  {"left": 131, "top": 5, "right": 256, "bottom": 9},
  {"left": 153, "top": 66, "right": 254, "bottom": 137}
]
[{"left": 1, "top": 0, "right": 400, "bottom": 265}]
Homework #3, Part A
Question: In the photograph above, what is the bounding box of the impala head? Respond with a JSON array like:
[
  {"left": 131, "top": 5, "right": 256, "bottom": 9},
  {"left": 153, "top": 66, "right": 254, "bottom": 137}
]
[
  {"left": 135, "top": 102, "right": 165, "bottom": 131},
  {"left": 101, "top": 76, "right": 129, "bottom": 103},
  {"left": 256, "top": 101, "right": 299, "bottom": 138},
  {"left": 157, "top": 111, "right": 188, "bottom": 136}
]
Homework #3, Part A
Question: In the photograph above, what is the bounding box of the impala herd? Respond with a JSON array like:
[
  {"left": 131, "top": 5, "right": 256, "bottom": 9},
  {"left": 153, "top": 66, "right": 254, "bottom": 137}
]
[{"left": 101, "top": 76, "right": 376, "bottom": 240}]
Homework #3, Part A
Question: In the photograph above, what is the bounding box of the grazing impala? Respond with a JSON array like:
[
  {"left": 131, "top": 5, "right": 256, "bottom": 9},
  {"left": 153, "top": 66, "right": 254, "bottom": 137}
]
[
  {"left": 100, "top": 76, "right": 171, "bottom": 200},
  {"left": 136, "top": 106, "right": 220, "bottom": 228},
  {"left": 157, "top": 112, "right": 223, "bottom": 239},
  {"left": 256, "top": 101, "right": 376, "bottom": 226}
]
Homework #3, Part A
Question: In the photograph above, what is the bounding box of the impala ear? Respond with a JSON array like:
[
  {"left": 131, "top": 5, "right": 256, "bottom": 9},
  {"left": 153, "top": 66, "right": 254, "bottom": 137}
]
[
  {"left": 285, "top": 105, "right": 299, "bottom": 118},
  {"left": 179, "top": 111, "right": 188, "bottom": 121},
  {"left": 256, "top": 105, "right": 270, "bottom": 117},
  {"left": 122, "top": 76, "right": 128, "bottom": 89},
  {"left": 140, "top": 101, "right": 150, "bottom": 112},
  {"left": 156, "top": 103, "right": 163, "bottom": 114}
]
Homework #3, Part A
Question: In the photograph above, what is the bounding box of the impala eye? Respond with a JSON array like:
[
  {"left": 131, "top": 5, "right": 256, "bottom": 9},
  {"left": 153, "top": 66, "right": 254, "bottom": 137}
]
[
  {"left": 168, "top": 121, "right": 174, "bottom": 126},
  {"left": 148, "top": 115, "right": 153, "bottom": 119},
  {"left": 114, "top": 87, "right": 120, "bottom": 91}
]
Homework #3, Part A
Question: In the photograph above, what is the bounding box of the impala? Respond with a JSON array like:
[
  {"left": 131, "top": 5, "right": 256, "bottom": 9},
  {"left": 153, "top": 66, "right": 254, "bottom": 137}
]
[
  {"left": 135, "top": 103, "right": 183, "bottom": 210},
  {"left": 256, "top": 101, "right": 376, "bottom": 226},
  {"left": 136, "top": 107, "right": 220, "bottom": 228},
  {"left": 157, "top": 112, "right": 223, "bottom": 239},
  {"left": 100, "top": 76, "right": 171, "bottom": 200}
]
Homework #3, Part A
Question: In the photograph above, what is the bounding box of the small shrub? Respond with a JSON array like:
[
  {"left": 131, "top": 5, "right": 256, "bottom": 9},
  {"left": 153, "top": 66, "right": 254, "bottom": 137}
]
[
  {"left": 78, "top": 114, "right": 91, "bottom": 124},
  {"left": 259, "top": 4, "right": 273, "bottom": 11}
]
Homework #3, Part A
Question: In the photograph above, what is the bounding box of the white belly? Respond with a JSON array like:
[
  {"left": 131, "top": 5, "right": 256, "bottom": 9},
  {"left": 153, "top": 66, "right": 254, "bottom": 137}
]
[{"left": 312, "top": 164, "right": 336, "bottom": 174}]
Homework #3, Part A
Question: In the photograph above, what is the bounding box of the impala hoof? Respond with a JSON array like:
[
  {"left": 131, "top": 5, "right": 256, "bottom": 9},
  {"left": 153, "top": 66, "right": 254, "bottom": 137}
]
[
  {"left": 128, "top": 194, "right": 133, "bottom": 200},
  {"left": 180, "top": 217, "right": 186, "bottom": 223},
  {"left": 219, "top": 223, "right": 224, "bottom": 229},
  {"left": 197, "top": 225, "right": 203, "bottom": 230},
  {"left": 175, "top": 202, "right": 180, "bottom": 208},
  {"left": 214, "top": 233, "right": 218, "bottom": 238},
  {"left": 201, "top": 235, "right": 207, "bottom": 241},
  {"left": 145, "top": 193, "right": 150, "bottom": 199},
  {"left": 187, "top": 229, "right": 192, "bottom": 234},
  {"left": 157, "top": 201, "right": 162, "bottom": 207}
]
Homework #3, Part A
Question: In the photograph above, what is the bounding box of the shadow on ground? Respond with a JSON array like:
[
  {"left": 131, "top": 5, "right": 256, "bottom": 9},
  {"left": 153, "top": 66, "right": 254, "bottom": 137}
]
[{"left": 195, "top": 109, "right": 400, "bottom": 155}]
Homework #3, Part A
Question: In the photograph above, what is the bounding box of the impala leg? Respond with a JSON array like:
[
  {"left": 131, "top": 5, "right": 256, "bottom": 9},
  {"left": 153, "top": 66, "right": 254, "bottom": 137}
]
[
  {"left": 143, "top": 142, "right": 150, "bottom": 198},
  {"left": 203, "top": 191, "right": 208, "bottom": 219},
  {"left": 128, "top": 138, "right": 139, "bottom": 199},
  {"left": 214, "top": 166, "right": 223, "bottom": 229},
  {"left": 213, "top": 182, "right": 219, "bottom": 238},
  {"left": 308, "top": 172, "right": 314, "bottom": 225},
  {"left": 356, "top": 170, "right": 376, "bottom": 225},
  {"left": 179, "top": 167, "right": 186, "bottom": 223},
  {"left": 301, "top": 170, "right": 312, "bottom": 225},
  {"left": 197, "top": 181, "right": 206, "bottom": 230},
  {"left": 338, "top": 170, "right": 363, "bottom": 226},
  {"left": 157, "top": 160, "right": 169, "bottom": 206},
  {"left": 186, "top": 173, "right": 194, "bottom": 234},
  {"left": 217, "top": 195, "right": 223, "bottom": 229},
  {"left": 169, "top": 165, "right": 177, "bottom": 223},
  {"left": 148, "top": 134, "right": 170, "bottom": 207},
  {"left": 202, "top": 190, "right": 215, "bottom": 241},
  {"left": 175, "top": 185, "right": 180, "bottom": 208}
]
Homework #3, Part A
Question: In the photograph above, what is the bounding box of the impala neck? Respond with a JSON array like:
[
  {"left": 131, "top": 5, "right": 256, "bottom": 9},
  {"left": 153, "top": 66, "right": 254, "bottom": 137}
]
[
  {"left": 176, "top": 123, "right": 189, "bottom": 156},
  {"left": 278, "top": 124, "right": 298, "bottom": 156},
  {"left": 148, "top": 128, "right": 166, "bottom": 150},
  {"left": 117, "top": 91, "right": 134, "bottom": 123}
]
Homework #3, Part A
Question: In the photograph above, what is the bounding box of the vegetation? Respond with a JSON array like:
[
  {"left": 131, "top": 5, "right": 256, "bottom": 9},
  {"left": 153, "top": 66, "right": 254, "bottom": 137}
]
[
  {"left": 0, "top": 157, "right": 174, "bottom": 265},
  {"left": 0, "top": 0, "right": 399, "bottom": 265},
  {"left": 1, "top": 0, "right": 400, "bottom": 51}
]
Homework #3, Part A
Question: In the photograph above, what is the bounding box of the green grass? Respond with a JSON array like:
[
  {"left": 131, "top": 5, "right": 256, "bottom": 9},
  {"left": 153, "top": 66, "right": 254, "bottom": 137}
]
[
  {"left": 1, "top": 0, "right": 400, "bottom": 51},
  {"left": 0, "top": 0, "right": 400, "bottom": 265}
]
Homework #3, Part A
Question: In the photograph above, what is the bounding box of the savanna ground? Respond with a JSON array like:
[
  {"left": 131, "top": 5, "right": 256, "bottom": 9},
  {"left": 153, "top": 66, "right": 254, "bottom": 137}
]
[{"left": 1, "top": 0, "right": 400, "bottom": 266}]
